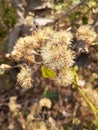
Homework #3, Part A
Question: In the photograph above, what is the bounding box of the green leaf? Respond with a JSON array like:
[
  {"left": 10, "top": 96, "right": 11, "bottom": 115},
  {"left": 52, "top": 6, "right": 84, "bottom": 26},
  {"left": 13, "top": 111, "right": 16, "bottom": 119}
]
[
  {"left": 54, "top": 3, "right": 68, "bottom": 10},
  {"left": 41, "top": 66, "right": 56, "bottom": 78},
  {"left": 82, "top": 16, "right": 88, "bottom": 25},
  {"left": 88, "top": 0, "right": 96, "bottom": 8},
  {"left": 42, "top": 87, "right": 58, "bottom": 100},
  {"left": 72, "top": 0, "right": 80, "bottom": 5}
]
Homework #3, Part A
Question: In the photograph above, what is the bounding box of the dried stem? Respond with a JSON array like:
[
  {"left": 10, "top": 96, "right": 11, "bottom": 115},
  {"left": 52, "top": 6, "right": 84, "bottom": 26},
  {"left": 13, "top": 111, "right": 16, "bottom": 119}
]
[{"left": 53, "top": 0, "right": 86, "bottom": 24}]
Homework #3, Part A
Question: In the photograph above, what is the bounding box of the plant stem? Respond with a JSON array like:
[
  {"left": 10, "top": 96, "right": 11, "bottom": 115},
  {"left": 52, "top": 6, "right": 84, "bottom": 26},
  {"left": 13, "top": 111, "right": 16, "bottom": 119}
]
[
  {"left": 74, "top": 81, "right": 98, "bottom": 128},
  {"left": 54, "top": 0, "right": 86, "bottom": 23}
]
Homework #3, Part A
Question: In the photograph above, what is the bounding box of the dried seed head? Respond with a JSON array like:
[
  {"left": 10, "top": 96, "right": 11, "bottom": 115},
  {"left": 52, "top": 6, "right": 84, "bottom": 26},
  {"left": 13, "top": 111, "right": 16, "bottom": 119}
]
[
  {"left": 39, "top": 98, "right": 52, "bottom": 108},
  {"left": 11, "top": 50, "right": 23, "bottom": 61},
  {"left": 41, "top": 41, "right": 74, "bottom": 70},
  {"left": 34, "top": 27, "right": 53, "bottom": 45},
  {"left": 76, "top": 25, "right": 97, "bottom": 45},
  {"left": 17, "top": 64, "right": 33, "bottom": 89},
  {"left": 8, "top": 96, "right": 21, "bottom": 113},
  {"left": 11, "top": 36, "right": 37, "bottom": 61},
  {"left": 0, "top": 64, "right": 11, "bottom": 70},
  {"left": 10, "top": 27, "right": 54, "bottom": 62},
  {"left": 53, "top": 30, "right": 73, "bottom": 46},
  {"left": 27, "top": 121, "right": 47, "bottom": 130},
  {"left": 54, "top": 68, "right": 74, "bottom": 87},
  {"left": 0, "top": 64, "right": 11, "bottom": 75}
]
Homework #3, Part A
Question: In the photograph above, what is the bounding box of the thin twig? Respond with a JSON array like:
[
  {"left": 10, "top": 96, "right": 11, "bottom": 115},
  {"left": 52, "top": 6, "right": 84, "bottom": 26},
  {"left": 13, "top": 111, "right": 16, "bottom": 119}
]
[
  {"left": 47, "top": 0, "right": 86, "bottom": 26},
  {"left": 92, "top": 13, "right": 98, "bottom": 26},
  {"left": 55, "top": 0, "right": 86, "bottom": 23}
]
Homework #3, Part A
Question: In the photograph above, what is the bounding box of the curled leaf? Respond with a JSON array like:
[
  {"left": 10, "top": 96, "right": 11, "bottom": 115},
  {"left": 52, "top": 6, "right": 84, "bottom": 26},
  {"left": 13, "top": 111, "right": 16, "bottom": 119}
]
[{"left": 41, "top": 65, "right": 56, "bottom": 78}]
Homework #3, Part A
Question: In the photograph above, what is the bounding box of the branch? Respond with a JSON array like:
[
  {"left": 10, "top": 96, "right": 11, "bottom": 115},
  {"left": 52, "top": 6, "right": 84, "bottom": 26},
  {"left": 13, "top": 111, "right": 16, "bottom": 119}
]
[
  {"left": 53, "top": 0, "right": 86, "bottom": 24},
  {"left": 92, "top": 13, "right": 98, "bottom": 26}
]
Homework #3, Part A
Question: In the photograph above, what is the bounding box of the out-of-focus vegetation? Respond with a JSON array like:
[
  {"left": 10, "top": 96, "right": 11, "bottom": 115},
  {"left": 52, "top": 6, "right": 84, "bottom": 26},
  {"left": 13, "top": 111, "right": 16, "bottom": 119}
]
[
  {"left": 54, "top": 0, "right": 98, "bottom": 27},
  {"left": 0, "top": 0, "right": 16, "bottom": 37},
  {"left": 0, "top": 0, "right": 98, "bottom": 130}
]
